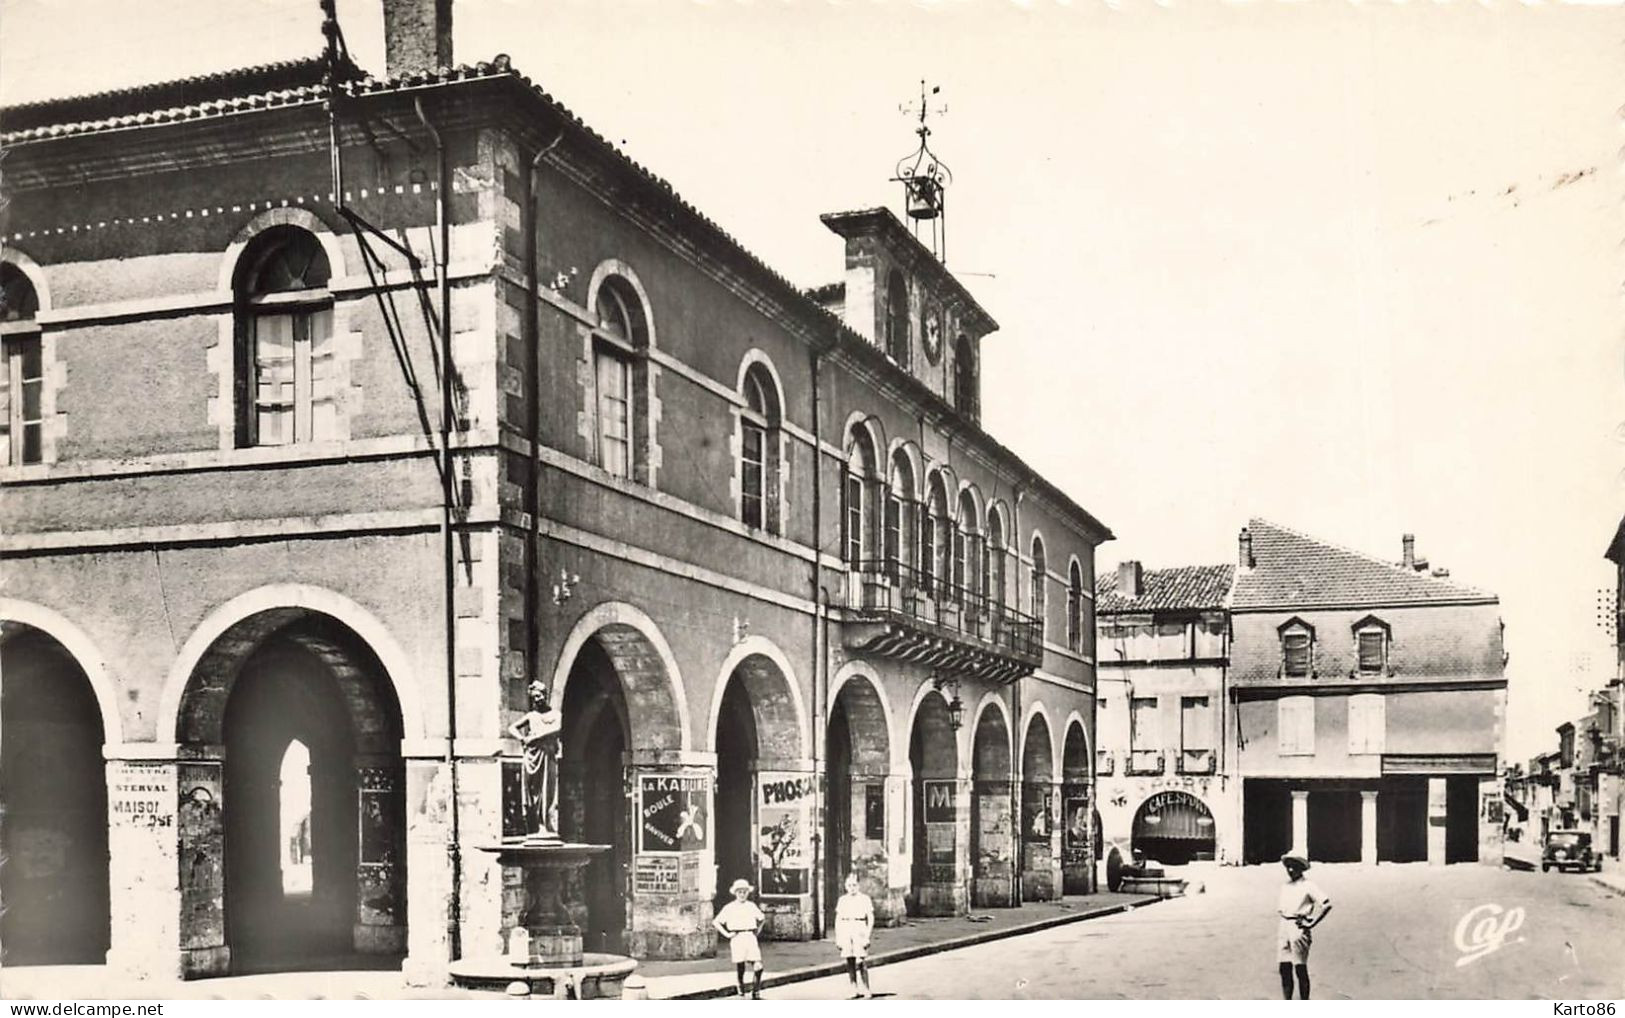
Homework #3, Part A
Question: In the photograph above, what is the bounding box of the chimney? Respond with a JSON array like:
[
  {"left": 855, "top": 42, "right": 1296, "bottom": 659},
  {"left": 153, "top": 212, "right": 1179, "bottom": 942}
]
[
  {"left": 1238, "top": 527, "right": 1254, "bottom": 569},
  {"left": 1402, "top": 533, "right": 1415, "bottom": 569},
  {"left": 383, "top": 0, "right": 453, "bottom": 78},
  {"left": 1117, "top": 561, "right": 1144, "bottom": 599}
]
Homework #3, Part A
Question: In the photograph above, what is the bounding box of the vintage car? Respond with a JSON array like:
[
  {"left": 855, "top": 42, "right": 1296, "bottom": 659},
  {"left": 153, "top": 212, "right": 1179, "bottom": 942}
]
[{"left": 1541, "top": 830, "right": 1601, "bottom": 873}]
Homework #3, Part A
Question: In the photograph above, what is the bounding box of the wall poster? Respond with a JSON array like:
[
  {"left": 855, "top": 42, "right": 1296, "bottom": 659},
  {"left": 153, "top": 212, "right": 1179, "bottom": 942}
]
[
  {"left": 864, "top": 782, "right": 886, "bottom": 840},
  {"left": 1023, "top": 785, "right": 1053, "bottom": 844},
  {"left": 758, "top": 771, "right": 815, "bottom": 897},
  {"left": 923, "top": 779, "right": 957, "bottom": 823},
  {"left": 1063, "top": 794, "right": 1092, "bottom": 866},
  {"left": 638, "top": 773, "right": 710, "bottom": 854}
]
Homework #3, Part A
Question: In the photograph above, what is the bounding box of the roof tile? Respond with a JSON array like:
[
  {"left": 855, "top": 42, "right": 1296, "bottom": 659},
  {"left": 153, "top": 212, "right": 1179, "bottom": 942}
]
[
  {"left": 1232, "top": 518, "right": 1495, "bottom": 609},
  {"left": 1096, "top": 564, "right": 1234, "bottom": 614}
]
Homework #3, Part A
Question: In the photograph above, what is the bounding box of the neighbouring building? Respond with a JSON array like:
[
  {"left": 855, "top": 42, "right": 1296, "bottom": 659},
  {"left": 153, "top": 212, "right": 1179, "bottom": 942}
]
[
  {"left": 1094, "top": 561, "right": 1235, "bottom": 866},
  {"left": 1231, "top": 520, "right": 1507, "bottom": 866},
  {"left": 0, "top": 0, "right": 1111, "bottom": 982}
]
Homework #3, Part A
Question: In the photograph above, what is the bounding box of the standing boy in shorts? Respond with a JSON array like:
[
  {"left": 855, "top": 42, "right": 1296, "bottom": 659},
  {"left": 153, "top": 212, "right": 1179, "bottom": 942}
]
[
  {"left": 834, "top": 872, "right": 875, "bottom": 998},
  {"left": 714, "top": 878, "right": 767, "bottom": 998},
  {"left": 1276, "top": 853, "right": 1331, "bottom": 999}
]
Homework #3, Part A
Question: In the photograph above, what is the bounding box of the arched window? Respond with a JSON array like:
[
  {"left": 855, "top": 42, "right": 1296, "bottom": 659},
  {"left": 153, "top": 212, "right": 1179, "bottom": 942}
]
[
  {"left": 591, "top": 276, "right": 650, "bottom": 480},
  {"left": 953, "top": 334, "right": 976, "bottom": 419},
  {"left": 922, "top": 472, "right": 952, "bottom": 600},
  {"left": 844, "top": 425, "right": 880, "bottom": 569},
  {"left": 986, "top": 507, "right": 1007, "bottom": 613},
  {"left": 1, "top": 262, "right": 43, "bottom": 465},
  {"left": 739, "top": 362, "right": 781, "bottom": 533},
  {"left": 885, "top": 449, "right": 917, "bottom": 582},
  {"left": 234, "top": 227, "right": 334, "bottom": 447},
  {"left": 885, "top": 269, "right": 910, "bottom": 368},
  {"left": 1030, "top": 534, "right": 1048, "bottom": 637},
  {"left": 1067, "top": 559, "right": 1084, "bottom": 652},
  {"left": 955, "top": 489, "right": 982, "bottom": 608}
]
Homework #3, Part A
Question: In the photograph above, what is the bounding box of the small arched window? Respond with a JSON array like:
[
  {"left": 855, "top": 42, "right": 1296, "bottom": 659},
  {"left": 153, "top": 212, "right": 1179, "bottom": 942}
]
[
  {"left": 885, "top": 269, "right": 910, "bottom": 368},
  {"left": 885, "top": 449, "right": 917, "bottom": 582},
  {"left": 1067, "top": 559, "right": 1085, "bottom": 652},
  {"left": 844, "top": 425, "right": 880, "bottom": 569},
  {"left": 953, "top": 334, "right": 976, "bottom": 419},
  {"left": 590, "top": 275, "right": 650, "bottom": 480},
  {"left": 234, "top": 227, "right": 334, "bottom": 447},
  {"left": 1, "top": 262, "right": 43, "bottom": 466},
  {"left": 739, "top": 362, "right": 781, "bottom": 533},
  {"left": 921, "top": 472, "right": 952, "bottom": 599},
  {"left": 954, "top": 489, "right": 982, "bottom": 607},
  {"left": 1031, "top": 534, "right": 1048, "bottom": 637}
]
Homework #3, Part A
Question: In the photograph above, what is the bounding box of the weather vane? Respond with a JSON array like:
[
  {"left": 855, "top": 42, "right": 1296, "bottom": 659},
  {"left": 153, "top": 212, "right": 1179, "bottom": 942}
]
[{"left": 892, "top": 80, "right": 953, "bottom": 261}]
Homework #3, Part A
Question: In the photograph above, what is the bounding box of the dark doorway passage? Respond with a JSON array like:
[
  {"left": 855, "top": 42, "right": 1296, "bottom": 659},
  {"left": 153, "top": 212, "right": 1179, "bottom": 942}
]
[
  {"left": 1446, "top": 775, "right": 1480, "bottom": 864},
  {"left": 908, "top": 692, "right": 957, "bottom": 917},
  {"left": 1307, "top": 788, "right": 1362, "bottom": 863},
  {"left": 824, "top": 697, "right": 853, "bottom": 922},
  {"left": 1243, "top": 780, "right": 1291, "bottom": 865},
  {"left": 0, "top": 629, "right": 111, "bottom": 964},
  {"left": 560, "top": 639, "right": 630, "bottom": 954},
  {"left": 1377, "top": 777, "right": 1427, "bottom": 862},
  {"left": 715, "top": 678, "right": 758, "bottom": 911}
]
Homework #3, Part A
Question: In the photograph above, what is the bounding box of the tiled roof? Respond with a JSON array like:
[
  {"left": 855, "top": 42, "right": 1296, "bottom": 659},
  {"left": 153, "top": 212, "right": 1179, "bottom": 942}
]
[
  {"left": 805, "top": 281, "right": 844, "bottom": 304},
  {"left": 1232, "top": 518, "right": 1495, "bottom": 610},
  {"left": 0, "top": 58, "right": 1114, "bottom": 544},
  {"left": 1096, "top": 564, "right": 1234, "bottom": 614}
]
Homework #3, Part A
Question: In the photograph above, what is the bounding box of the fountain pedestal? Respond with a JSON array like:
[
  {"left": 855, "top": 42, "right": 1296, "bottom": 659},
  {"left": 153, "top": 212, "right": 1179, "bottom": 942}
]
[{"left": 447, "top": 837, "right": 638, "bottom": 998}]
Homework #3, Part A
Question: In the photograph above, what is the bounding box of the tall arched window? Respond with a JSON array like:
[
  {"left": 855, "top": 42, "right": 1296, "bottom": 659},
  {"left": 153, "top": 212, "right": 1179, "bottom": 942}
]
[
  {"left": 986, "top": 507, "right": 1007, "bottom": 613},
  {"left": 885, "top": 269, "right": 910, "bottom": 368},
  {"left": 234, "top": 227, "right": 334, "bottom": 447},
  {"left": 1030, "top": 534, "right": 1048, "bottom": 637},
  {"left": 739, "top": 363, "right": 781, "bottom": 533},
  {"left": 844, "top": 425, "right": 879, "bottom": 570},
  {"left": 955, "top": 489, "right": 982, "bottom": 608},
  {"left": 1067, "top": 559, "right": 1084, "bottom": 652},
  {"left": 1, "top": 262, "right": 43, "bottom": 465},
  {"left": 591, "top": 277, "right": 650, "bottom": 480},
  {"left": 886, "top": 449, "right": 917, "bottom": 582},
  {"left": 923, "top": 473, "right": 952, "bottom": 600},
  {"left": 953, "top": 334, "right": 976, "bottom": 419}
]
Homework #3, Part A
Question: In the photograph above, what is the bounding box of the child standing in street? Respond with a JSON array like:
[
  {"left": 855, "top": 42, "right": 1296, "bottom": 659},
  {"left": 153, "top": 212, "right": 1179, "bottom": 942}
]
[
  {"left": 1276, "top": 853, "right": 1332, "bottom": 1000},
  {"left": 714, "top": 878, "right": 767, "bottom": 998},
  {"left": 834, "top": 872, "right": 875, "bottom": 998}
]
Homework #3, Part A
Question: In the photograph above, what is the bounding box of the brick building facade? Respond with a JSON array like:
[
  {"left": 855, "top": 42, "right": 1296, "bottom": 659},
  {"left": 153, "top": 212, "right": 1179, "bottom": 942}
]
[{"left": 0, "top": 0, "right": 1108, "bottom": 982}]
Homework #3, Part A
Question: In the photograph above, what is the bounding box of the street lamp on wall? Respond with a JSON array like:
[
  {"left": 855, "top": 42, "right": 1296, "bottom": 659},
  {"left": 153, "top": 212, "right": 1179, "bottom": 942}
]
[{"left": 932, "top": 671, "right": 964, "bottom": 730}]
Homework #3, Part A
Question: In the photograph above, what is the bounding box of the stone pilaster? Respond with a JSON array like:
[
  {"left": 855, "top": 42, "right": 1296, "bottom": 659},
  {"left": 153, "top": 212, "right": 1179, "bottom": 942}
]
[
  {"left": 1427, "top": 777, "right": 1448, "bottom": 865},
  {"left": 1020, "top": 780, "right": 1061, "bottom": 901},
  {"left": 105, "top": 756, "right": 184, "bottom": 980},
  {"left": 1060, "top": 781, "right": 1094, "bottom": 894},
  {"left": 1290, "top": 789, "right": 1309, "bottom": 858},
  {"left": 1361, "top": 790, "right": 1378, "bottom": 865},
  {"left": 912, "top": 776, "right": 969, "bottom": 916},
  {"left": 626, "top": 761, "right": 716, "bottom": 960},
  {"left": 971, "top": 779, "right": 1016, "bottom": 908}
]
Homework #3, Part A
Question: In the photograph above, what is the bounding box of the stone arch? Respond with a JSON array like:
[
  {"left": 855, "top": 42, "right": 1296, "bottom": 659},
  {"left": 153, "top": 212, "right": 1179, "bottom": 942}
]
[
  {"left": 1021, "top": 701, "right": 1059, "bottom": 782},
  {"left": 956, "top": 481, "right": 986, "bottom": 533},
  {"left": 585, "top": 258, "right": 658, "bottom": 350},
  {"left": 906, "top": 681, "right": 965, "bottom": 778},
  {"left": 1062, "top": 711, "right": 1091, "bottom": 780},
  {"left": 707, "top": 635, "right": 807, "bottom": 760},
  {"left": 842, "top": 412, "right": 885, "bottom": 474},
  {"left": 0, "top": 245, "right": 51, "bottom": 313},
  {"left": 549, "top": 600, "right": 691, "bottom": 753},
  {"left": 0, "top": 598, "right": 123, "bottom": 745},
  {"left": 966, "top": 691, "right": 1012, "bottom": 775},
  {"left": 886, "top": 440, "right": 924, "bottom": 499},
  {"left": 219, "top": 208, "right": 347, "bottom": 293},
  {"left": 158, "top": 584, "right": 425, "bottom": 747},
  {"left": 828, "top": 661, "right": 894, "bottom": 773},
  {"left": 736, "top": 348, "right": 786, "bottom": 409}
]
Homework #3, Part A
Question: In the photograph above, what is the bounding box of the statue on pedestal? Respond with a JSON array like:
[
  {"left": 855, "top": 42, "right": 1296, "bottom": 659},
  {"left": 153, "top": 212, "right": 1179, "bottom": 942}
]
[{"left": 509, "top": 679, "right": 564, "bottom": 844}]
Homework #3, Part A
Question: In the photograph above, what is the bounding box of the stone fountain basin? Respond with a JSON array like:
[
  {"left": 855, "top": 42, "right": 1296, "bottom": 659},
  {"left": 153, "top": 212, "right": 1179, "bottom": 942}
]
[{"left": 449, "top": 953, "right": 639, "bottom": 998}]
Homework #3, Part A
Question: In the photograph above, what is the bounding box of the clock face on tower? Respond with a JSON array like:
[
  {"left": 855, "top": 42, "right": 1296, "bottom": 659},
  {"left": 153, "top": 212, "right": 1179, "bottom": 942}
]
[{"left": 924, "top": 308, "right": 943, "bottom": 364}]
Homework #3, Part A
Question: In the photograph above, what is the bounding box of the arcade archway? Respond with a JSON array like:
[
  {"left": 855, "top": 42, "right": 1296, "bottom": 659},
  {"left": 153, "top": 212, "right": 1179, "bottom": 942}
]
[
  {"left": 1019, "top": 712, "right": 1057, "bottom": 900},
  {"left": 908, "top": 690, "right": 959, "bottom": 916},
  {"left": 825, "top": 672, "right": 891, "bottom": 920},
  {"left": 0, "top": 624, "right": 111, "bottom": 963},
  {"left": 712, "top": 651, "right": 806, "bottom": 921},
  {"left": 970, "top": 701, "right": 1014, "bottom": 907},
  {"left": 1061, "top": 719, "right": 1093, "bottom": 893},
  {"left": 176, "top": 609, "right": 406, "bottom": 973},
  {"left": 1132, "top": 790, "right": 1216, "bottom": 866}
]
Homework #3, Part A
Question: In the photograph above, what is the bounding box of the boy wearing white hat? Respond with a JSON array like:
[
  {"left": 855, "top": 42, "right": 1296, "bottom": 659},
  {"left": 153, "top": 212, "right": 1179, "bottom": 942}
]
[
  {"left": 1276, "top": 853, "right": 1331, "bottom": 1000},
  {"left": 714, "top": 878, "right": 767, "bottom": 998}
]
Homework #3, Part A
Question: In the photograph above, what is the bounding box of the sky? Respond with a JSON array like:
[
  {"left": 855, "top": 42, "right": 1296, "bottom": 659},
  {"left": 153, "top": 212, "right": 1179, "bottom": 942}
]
[{"left": 3, "top": 0, "right": 1622, "bottom": 761}]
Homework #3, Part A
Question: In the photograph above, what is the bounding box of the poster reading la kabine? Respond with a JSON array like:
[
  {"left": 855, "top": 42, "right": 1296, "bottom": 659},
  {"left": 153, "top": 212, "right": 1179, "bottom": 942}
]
[
  {"left": 757, "top": 772, "right": 814, "bottom": 897},
  {"left": 638, "top": 773, "right": 710, "bottom": 854}
]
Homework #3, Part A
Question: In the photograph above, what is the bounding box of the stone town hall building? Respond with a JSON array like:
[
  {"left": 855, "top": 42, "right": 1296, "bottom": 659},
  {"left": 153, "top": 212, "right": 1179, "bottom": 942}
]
[{"left": 0, "top": 0, "right": 1109, "bottom": 982}]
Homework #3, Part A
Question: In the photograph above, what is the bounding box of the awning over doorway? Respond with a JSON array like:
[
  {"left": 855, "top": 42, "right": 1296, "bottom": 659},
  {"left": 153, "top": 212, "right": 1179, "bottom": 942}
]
[{"left": 1132, "top": 790, "right": 1215, "bottom": 842}]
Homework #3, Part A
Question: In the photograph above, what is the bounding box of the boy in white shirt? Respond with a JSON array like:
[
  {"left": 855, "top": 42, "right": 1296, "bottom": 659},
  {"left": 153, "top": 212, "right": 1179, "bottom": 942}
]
[
  {"left": 1276, "top": 853, "right": 1331, "bottom": 1000},
  {"left": 714, "top": 878, "right": 766, "bottom": 998},
  {"left": 834, "top": 872, "right": 876, "bottom": 998}
]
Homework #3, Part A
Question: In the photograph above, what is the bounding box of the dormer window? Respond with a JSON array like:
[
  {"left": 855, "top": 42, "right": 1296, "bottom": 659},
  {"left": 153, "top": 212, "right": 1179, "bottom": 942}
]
[
  {"left": 1352, "top": 616, "right": 1391, "bottom": 676},
  {"left": 1279, "top": 619, "right": 1315, "bottom": 678}
]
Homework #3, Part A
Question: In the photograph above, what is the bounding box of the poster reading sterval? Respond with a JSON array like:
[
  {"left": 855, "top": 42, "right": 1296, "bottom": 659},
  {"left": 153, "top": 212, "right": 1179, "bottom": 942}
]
[
  {"left": 639, "top": 773, "right": 709, "bottom": 854},
  {"left": 757, "top": 772, "right": 814, "bottom": 897}
]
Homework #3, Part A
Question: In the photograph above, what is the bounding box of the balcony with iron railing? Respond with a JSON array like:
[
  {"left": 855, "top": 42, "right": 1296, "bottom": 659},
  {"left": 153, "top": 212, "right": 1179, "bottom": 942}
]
[{"left": 841, "top": 559, "right": 1045, "bottom": 683}]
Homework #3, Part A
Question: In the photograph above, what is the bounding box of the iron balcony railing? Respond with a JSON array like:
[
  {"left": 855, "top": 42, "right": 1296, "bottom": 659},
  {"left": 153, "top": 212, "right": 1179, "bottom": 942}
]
[{"left": 850, "top": 558, "right": 1044, "bottom": 662}]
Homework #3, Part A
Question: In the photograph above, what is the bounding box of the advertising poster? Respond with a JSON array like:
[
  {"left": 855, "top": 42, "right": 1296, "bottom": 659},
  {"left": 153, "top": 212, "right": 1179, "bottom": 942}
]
[
  {"left": 639, "top": 773, "right": 710, "bottom": 854},
  {"left": 1063, "top": 794, "right": 1092, "bottom": 866},
  {"left": 758, "top": 772, "right": 815, "bottom": 897},
  {"left": 865, "top": 782, "right": 886, "bottom": 840},
  {"left": 923, "top": 779, "right": 957, "bottom": 823},
  {"left": 1023, "top": 785, "right": 1053, "bottom": 844}
]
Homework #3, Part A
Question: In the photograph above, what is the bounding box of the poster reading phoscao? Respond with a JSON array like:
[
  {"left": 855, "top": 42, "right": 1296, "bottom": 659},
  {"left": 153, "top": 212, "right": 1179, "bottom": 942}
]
[{"left": 757, "top": 771, "right": 815, "bottom": 897}]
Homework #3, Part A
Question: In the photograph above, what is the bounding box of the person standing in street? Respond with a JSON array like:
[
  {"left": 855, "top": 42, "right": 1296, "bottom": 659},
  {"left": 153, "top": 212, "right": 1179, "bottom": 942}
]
[
  {"left": 834, "top": 872, "right": 876, "bottom": 998},
  {"left": 1276, "top": 852, "right": 1331, "bottom": 999},
  {"left": 714, "top": 878, "right": 767, "bottom": 998}
]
